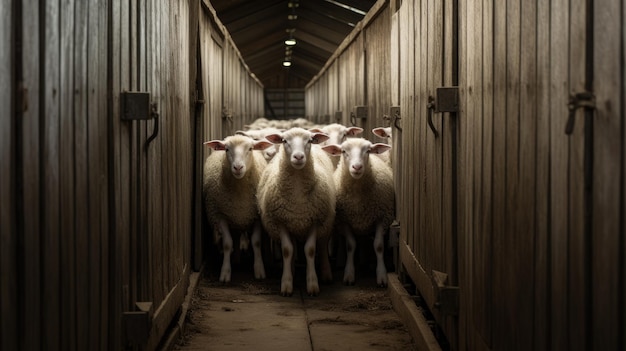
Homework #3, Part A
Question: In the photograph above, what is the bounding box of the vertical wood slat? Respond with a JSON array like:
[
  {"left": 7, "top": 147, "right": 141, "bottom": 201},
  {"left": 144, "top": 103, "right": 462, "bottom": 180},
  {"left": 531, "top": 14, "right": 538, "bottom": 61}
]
[
  {"left": 0, "top": 0, "right": 17, "bottom": 350},
  {"left": 593, "top": 0, "right": 625, "bottom": 349},
  {"left": 534, "top": 0, "right": 551, "bottom": 348},
  {"left": 20, "top": 0, "right": 43, "bottom": 349},
  {"left": 89, "top": 0, "right": 110, "bottom": 348},
  {"left": 567, "top": 0, "right": 590, "bottom": 349},
  {"left": 42, "top": 1, "right": 62, "bottom": 349},
  {"left": 73, "top": 0, "right": 89, "bottom": 348},
  {"left": 549, "top": 0, "right": 569, "bottom": 347}
]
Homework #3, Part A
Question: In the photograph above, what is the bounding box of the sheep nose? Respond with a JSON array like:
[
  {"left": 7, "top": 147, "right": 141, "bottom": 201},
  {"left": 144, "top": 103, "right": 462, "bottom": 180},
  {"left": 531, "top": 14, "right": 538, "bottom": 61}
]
[
  {"left": 294, "top": 153, "right": 304, "bottom": 161},
  {"left": 233, "top": 165, "right": 243, "bottom": 171},
  {"left": 352, "top": 164, "right": 363, "bottom": 171}
]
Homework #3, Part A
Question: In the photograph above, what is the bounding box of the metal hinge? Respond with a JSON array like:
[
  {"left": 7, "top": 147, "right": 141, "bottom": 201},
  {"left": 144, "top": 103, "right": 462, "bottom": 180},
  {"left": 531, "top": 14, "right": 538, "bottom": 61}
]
[
  {"left": 123, "top": 301, "right": 153, "bottom": 345},
  {"left": 565, "top": 91, "right": 595, "bottom": 134},
  {"left": 389, "top": 106, "right": 401, "bottom": 131},
  {"left": 431, "top": 270, "right": 459, "bottom": 316}
]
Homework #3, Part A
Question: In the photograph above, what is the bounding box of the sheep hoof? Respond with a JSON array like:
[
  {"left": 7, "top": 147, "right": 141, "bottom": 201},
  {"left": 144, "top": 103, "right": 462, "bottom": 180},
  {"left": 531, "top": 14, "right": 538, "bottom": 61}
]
[
  {"left": 281, "top": 291, "right": 293, "bottom": 297},
  {"left": 343, "top": 280, "right": 355, "bottom": 286}
]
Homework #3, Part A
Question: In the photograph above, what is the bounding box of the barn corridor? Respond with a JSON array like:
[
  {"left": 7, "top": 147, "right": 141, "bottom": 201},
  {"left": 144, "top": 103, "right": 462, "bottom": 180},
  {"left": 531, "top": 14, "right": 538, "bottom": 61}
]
[{"left": 3, "top": 0, "right": 626, "bottom": 350}]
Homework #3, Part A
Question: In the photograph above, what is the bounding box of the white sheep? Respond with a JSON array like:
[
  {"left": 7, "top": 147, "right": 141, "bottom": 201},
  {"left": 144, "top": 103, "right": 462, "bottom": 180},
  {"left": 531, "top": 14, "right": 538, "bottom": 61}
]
[
  {"left": 322, "top": 138, "right": 394, "bottom": 287},
  {"left": 257, "top": 128, "right": 336, "bottom": 296},
  {"left": 372, "top": 127, "right": 393, "bottom": 166},
  {"left": 203, "top": 134, "right": 274, "bottom": 283},
  {"left": 310, "top": 123, "right": 363, "bottom": 168},
  {"left": 235, "top": 127, "right": 282, "bottom": 162}
]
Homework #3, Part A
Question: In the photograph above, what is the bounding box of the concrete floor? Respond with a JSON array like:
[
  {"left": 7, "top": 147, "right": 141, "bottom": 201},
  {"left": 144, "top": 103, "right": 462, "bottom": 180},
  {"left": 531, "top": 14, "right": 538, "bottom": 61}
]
[{"left": 173, "top": 258, "right": 418, "bottom": 351}]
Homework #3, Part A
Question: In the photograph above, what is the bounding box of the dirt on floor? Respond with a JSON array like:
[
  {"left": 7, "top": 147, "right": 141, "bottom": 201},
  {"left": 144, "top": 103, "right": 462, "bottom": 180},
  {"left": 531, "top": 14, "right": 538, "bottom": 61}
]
[{"left": 174, "top": 258, "right": 417, "bottom": 351}]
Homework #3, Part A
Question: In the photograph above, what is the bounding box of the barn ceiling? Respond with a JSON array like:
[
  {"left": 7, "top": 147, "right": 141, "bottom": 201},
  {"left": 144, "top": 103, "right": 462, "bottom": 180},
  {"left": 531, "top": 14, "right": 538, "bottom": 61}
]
[{"left": 211, "top": 0, "right": 377, "bottom": 89}]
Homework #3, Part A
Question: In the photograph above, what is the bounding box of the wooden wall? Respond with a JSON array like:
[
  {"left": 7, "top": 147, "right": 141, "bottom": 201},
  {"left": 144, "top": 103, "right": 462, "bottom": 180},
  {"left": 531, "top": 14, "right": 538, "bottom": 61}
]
[
  {"left": 0, "top": 0, "right": 263, "bottom": 349},
  {"left": 306, "top": 0, "right": 626, "bottom": 350},
  {"left": 306, "top": 0, "right": 391, "bottom": 139}
]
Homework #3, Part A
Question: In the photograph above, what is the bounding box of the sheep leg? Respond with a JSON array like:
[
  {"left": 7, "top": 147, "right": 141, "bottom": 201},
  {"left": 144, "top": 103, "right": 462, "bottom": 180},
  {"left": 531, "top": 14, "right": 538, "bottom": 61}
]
[
  {"left": 218, "top": 219, "right": 233, "bottom": 283},
  {"left": 343, "top": 229, "right": 356, "bottom": 285},
  {"left": 279, "top": 230, "right": 294, "bottom": 296},
  {"left": 251, "top": 220, "right": 266, "bottom": 280},
  {"left": 317, "top": 236, "right": 333, "bottom": 284},
  {"left": 373, "top": 223, "right": 388, "bottom": 287},
  {"left": 305, "top": 231, "right": 320, "bottom": 296}
]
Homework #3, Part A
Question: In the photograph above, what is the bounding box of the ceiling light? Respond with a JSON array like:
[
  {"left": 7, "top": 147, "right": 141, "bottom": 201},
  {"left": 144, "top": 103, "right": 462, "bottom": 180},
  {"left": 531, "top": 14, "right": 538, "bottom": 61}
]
[
  {"left": 285, "top": 38, "right": 296, "bottom": 46},
  {"left": 283, "top": 61, "right": 292, "bottom": 67}
]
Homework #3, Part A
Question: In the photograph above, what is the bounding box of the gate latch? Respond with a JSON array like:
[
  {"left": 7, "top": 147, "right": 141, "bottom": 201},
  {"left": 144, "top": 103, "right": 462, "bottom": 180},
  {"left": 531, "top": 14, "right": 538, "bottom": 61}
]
[
  {"left": 565, "top": 91, "right": 595, "bottom": 134},
  {"left": 121, "top": 91, "right": 159, "bottom": 149}
]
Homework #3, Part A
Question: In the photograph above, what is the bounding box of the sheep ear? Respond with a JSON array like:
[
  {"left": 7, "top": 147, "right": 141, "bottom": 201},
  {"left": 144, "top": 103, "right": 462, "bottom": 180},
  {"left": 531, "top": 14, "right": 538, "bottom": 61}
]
[
  {"left": 253, "top": 140, "right": 274, "bottom": 150},
  {"left": 311, "top": 132, "right": 329, "bottom": 144},
  {"left": 309, "top": 127, "right": 323, "bottom": 133},
  {"left": 204, "top": 140, "right": 226, "bottom": 150},
  {"left": 369, "top": 143, "right": 391, "bottom": 154},
  {"left": 264, "top": 133, "right": 283, "bottom": 144},
  {"left": 346, "top": 127, "right": 363, "bottom": 136},
  {"left": 372, "top": 127, "right": 390, "bottom": 138},
  {"left": 321, "top": 144, "right": 342, "bottom": 156}
]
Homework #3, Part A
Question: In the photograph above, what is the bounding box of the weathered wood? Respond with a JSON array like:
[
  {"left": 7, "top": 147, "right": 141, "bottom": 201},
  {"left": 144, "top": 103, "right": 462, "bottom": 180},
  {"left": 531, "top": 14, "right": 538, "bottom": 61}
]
[
  {"left": 549, "top": 0, "right": 572, "bottom": 348},
  {"left": 0, "top": 2, "right": 17, "bottom": 350},
  {"left": 534, "top": 0, "right": 551, "bottom": 348},
  {"left": 20, "top": 0, "right": 43, "bottom": 349},
  {"left": 42, "top": 1, "right": 62, "bottom": 349},
  {"left": 592, "top": 0, "right": 624, "bottom": 349}
]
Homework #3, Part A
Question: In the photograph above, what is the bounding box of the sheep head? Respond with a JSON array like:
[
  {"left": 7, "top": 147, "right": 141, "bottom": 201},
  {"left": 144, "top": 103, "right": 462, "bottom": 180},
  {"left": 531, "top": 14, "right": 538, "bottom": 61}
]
[
  {"left": 204, "top": 135, "right": 273, "bottom": 179},
  {"left": 265, "top": 128, "right": 329, "bottom": 170},
  {"left": 322, "top": 138, "right": 391, "bottom": 179}
]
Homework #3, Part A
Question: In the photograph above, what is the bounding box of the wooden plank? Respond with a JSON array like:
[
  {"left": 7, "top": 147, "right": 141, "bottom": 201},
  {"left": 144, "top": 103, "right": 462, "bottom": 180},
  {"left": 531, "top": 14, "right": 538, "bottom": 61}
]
[
  {"left": 0, "top": 2, "right": 17, "bottom": 350},
  {"left": 517, "top": 0, "right": 538, "bottom": 349},
  {"left": 592, "top": 0, "right": 623, "bottom": 349},
  {"left": 109, "top": 0, "right": 125, "bottom": 347},
  {"left": 549, "top": 0, "right": 571, "bottom": 348},
  {"left": 388, "top": 274, "right": 442, "bottom": 351},
  {"left": 20, "top": 0, "right": 43, "bottom": 349},
  {"left": 397, "top": 0, "right": 411, "bottom": 251},
  {"left": 534, "top": 0, "right": 551, "bottom": 348},
  {"left": 85, "top": 0, "right": 110, "bottom": 347},
  {"left": 59, "top": 0, "right": 77, "bottom": 348},
  {"left": 567, "top": 0, "right": 589, "bottom": 349},
  {"left": 72, "top": 0, "right": 90, "bottom": 348},
  {"left": 42, "top": 1, "right": 62, "bottom": 348},
  {"left": 148, "top": 0, "right": 165, "bottom": 307},
  {"left": 489, "top": 0, "right": 506, "bottom": 347},
  {"left": 145, "top": 265, "right": 190, "bottom": 350}
]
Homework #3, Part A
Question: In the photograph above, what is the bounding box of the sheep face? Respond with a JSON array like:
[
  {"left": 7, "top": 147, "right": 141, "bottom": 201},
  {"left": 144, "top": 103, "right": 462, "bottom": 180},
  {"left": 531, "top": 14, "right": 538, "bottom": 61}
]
[
  {"left": 204, "top": 135, "right": 273, "bottom": 179},
  {"left": 323, "top": 139, "right": 391, "bottom": 179},
  {"left": 266, "top": 128, "right": 329, "bottom": 170},
  {"left": 310, "top": 123, "right": 363, "bottom": 146}
]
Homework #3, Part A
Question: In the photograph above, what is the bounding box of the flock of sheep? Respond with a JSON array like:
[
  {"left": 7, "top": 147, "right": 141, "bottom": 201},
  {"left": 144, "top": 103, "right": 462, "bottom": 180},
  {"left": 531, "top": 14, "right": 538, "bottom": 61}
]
[{"left": 202, "top": 117, "right": 395, "bottom": 296}]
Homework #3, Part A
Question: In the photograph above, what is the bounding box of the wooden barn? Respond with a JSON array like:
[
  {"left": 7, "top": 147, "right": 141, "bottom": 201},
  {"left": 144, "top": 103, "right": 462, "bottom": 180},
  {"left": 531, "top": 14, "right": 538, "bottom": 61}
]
[{"left": 1, "top": 0, "right": 625, "bottom": 350}]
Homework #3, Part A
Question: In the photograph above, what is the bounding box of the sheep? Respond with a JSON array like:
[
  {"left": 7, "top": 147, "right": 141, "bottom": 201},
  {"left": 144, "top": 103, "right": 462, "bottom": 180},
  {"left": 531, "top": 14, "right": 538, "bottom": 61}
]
[
  {"left": 372, "top": 127, "right": 393, "bottom": 166},
  {"left": 309, "top": 123, "right": 363, "bottom": 168},
  {"left": 203, "top": 134, "right": 274, "bottom": 283},
  {"left": 256, "top": 128, "right": 336, "bottom": 296},
  {"left": 235, "top": 127, "right": 282, "bottom": 162},
  {"left": 322, "top": 138, "right": 394, "bottom": 287}
]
